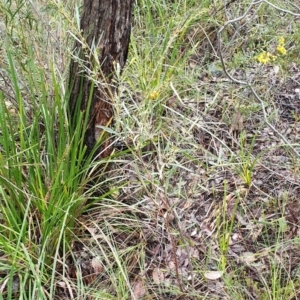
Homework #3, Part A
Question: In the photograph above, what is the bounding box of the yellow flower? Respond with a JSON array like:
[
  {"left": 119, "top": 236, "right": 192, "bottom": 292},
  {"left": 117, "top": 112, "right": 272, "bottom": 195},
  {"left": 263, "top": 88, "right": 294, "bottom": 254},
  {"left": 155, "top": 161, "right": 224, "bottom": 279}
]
[
  {"left": 277, "top": 44, "right": 286, "bottom": 55},
  {"left": 149, "top": 91, "right": 159, "bottom": 100},
  {"left": 276, "top": 37, "right": 287, "bottom": 55},
  {"left": 256, "top": 51, "right": 276, "bottom": 64},
  {"left": 278, "top": 37, "right": 285, "bottom": 45}
]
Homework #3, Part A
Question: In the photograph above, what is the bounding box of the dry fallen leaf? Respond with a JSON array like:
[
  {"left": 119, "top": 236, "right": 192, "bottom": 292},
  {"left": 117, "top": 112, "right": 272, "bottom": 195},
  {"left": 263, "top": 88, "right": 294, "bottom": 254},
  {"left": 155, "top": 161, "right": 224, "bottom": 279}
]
[
  {"left": 133, "top": 279, "right": 146, "bottom": 299},
  {"left": 168, "top": 260, "right": 175, "bottom": 271},
  {"left": 56, "top": 281, "right": 67, "bottom": 288},
  {"left": 91, "top": 257, "right": 103, "bottom": 274},
  {"left": 152, "top": 267, "right": 165, "bottom": 284},
  {"left": 230, "top": 111, "right": 243, "bottom": 134},
  {"left": 204, "top": 270, "right": 224, "bottom": 280},
  {"left": 191, "top": 248, "right": 200, "bottom": 259},
  {"left": 239, "top": 252, "right": 257, "bottom": 265},
  {"left": 86, "top": 227, "right": 97, "bottom": 234}
]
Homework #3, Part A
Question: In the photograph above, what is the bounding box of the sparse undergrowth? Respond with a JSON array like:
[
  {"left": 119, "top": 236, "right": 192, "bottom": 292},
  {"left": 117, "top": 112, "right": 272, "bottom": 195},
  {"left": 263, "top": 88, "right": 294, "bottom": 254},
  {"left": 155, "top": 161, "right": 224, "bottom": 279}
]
[{"left": 0, "top": 0, "right": 300, "bottom": 299}]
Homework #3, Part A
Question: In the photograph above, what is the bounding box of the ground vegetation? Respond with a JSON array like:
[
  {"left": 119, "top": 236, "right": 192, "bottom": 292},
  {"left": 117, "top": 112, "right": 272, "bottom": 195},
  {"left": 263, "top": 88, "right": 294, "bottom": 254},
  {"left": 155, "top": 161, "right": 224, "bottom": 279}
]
[{"left": 0, "top": 0, "right": 299, "bottom": 299}]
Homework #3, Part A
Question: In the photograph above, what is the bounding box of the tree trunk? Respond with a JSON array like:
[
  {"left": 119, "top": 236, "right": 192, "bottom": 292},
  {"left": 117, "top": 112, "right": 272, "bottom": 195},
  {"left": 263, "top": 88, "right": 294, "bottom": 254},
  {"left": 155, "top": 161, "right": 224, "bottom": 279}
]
[{"left": 68, "top": 0, "right": 133, "bottom": 158}]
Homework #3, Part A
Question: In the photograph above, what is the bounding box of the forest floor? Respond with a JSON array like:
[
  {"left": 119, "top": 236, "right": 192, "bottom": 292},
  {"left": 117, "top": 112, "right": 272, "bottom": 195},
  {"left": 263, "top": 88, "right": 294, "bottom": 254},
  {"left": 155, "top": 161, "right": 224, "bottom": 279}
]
[{"left": 0, "top": 0, "right": 300, "bottom": 299}]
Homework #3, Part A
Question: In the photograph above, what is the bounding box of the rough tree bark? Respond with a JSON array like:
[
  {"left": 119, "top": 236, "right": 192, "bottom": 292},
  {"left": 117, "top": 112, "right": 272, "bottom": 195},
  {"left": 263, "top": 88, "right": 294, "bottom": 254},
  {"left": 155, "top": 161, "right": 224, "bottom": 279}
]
[{"left": 68, "top": 0, "right": 133, "bottom": 158}]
